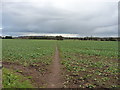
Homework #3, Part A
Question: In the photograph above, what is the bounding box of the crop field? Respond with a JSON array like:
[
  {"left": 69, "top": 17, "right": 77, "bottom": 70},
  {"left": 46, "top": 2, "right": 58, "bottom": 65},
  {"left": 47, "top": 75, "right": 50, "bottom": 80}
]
[
  {"left": 58, "top": 41, "right": 119, "bottom": 88},
  {"left": 2, "top": 39, "right": 119, "bottom": 88},
  {"left": 2, "top": 39, "right": 56, "bottom": 88},
  {"left": 2, "top": 39, "right": 56, "bottom": 65}
]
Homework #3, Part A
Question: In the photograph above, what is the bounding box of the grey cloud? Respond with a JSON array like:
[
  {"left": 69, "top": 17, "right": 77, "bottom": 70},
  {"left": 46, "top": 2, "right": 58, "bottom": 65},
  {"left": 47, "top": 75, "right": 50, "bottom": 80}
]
[{"left": 2, "top": 1, "right": 118, "bottom": 37}]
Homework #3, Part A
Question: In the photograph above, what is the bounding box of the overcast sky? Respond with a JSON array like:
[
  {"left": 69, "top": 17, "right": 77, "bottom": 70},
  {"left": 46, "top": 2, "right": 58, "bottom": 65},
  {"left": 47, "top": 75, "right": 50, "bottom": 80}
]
[{"left": 1, "top": 0, "right": 119, "bottom": 37}]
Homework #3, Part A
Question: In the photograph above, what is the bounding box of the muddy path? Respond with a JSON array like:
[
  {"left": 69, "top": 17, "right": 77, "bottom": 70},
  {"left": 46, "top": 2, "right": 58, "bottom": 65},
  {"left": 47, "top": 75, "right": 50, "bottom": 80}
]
[{"left": 47, "top": 46, "right": 63, "bottom": 88}]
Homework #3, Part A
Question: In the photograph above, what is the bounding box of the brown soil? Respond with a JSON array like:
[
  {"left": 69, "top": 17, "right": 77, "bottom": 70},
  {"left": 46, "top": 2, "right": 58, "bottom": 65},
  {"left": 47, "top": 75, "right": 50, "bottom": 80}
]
[
  {"left": 3, "top": 46, "right": 64, "bottom": 88},
  {"left": 62, "top": 53, "right": 119, "bottom": 88},
  {"left": 46, "top": 46, "right": 63, "bottom": 88},
  {"left": 3, "top": 62, "right": 47, "bottom": 88}
]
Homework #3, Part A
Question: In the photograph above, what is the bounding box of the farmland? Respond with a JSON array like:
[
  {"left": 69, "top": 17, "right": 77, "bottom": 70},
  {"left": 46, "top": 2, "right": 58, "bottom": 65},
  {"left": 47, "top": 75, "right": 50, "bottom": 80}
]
[
  {"left": 2, "top": 39, "right": 56, "bottom": 88},
  {"left": 58, "top": 40, "right": 119, "bottom": 88},
  {"left": 2, "top": 39, "right": 56, "bottom": 65},
  {"left": 2, "top": 39, "right": 119, "bottom": 88}
]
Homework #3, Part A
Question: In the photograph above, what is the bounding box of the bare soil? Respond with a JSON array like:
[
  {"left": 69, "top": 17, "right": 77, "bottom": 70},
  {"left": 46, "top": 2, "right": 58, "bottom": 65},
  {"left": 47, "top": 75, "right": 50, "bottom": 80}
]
[
  {"left": 46, "top": 47, "right": 63, "bottom": 88},
  {"left": 62, "top": 53, "right": 119, "bottom": 88},
  {"left": 2, "top": 48, "right": 119, "bottom": 88},
  {"left": 3, "top": 62, "right": 47, "bottom": 88},
  {"left": 3, "top": 46, "right": 64, "bottom": 88}
]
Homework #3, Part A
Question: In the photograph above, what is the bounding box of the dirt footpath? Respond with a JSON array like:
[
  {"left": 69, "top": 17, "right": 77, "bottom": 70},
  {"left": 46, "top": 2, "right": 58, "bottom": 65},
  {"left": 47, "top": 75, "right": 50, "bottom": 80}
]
[{"left": 47, "top": 46, "right": 63, "bottom": 88}]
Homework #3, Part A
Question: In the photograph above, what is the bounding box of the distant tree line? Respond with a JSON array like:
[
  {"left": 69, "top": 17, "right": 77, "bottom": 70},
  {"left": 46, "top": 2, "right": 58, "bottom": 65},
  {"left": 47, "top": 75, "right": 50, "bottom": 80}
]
[
  {"left": 64, "top": 37, "right": 120, "bottom": 41},
  {"left": 15, "top": 36, "right": 64, "bottom": 40},
  {"left": 1, "top": 36, "right": 64, "bottom": 40},
  {"left": 2, "top": 36, "right": 13, "bottom": 39},
  {"left": 1, "top": 36, "right": 120, "bottom": 41}
]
